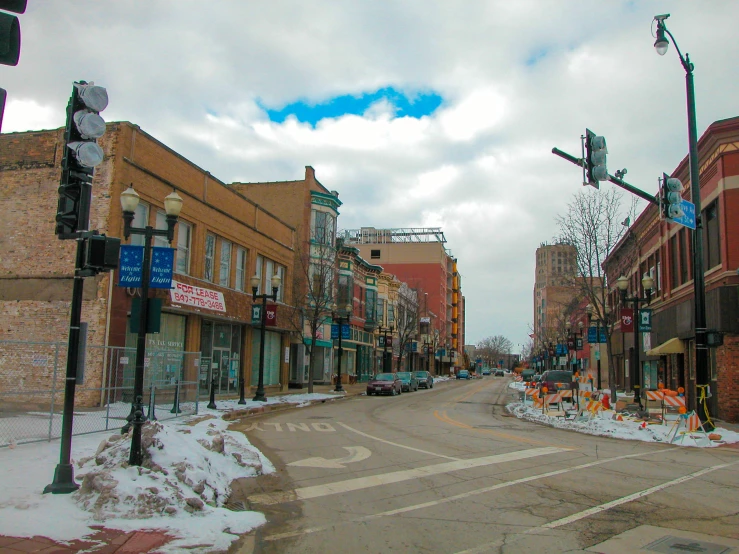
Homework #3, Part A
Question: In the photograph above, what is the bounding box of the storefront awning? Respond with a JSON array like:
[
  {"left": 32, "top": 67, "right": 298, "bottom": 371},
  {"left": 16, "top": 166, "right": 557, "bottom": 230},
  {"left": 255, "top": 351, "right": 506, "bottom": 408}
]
[
  {"left": 646, "top": 337, "right": 684, "bottom": 356},
  {"left": 303, "top": 338, "right": 333, "bottom": 349}
]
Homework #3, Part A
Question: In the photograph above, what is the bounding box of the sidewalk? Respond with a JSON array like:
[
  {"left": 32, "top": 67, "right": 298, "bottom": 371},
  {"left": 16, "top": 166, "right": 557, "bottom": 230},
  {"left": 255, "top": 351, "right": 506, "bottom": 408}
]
[{"left": 0, "top": 385, "right": 367, "bottom": 553}]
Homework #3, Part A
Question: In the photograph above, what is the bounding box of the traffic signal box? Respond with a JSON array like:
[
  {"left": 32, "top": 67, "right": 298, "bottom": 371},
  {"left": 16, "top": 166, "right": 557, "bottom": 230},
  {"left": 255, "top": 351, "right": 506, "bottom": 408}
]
[
  {"left": 0, "top": 0, "right": 27, "bottom": 131},
  {"left": 584, "top": 129, "right": 608, "bottom": 189}
]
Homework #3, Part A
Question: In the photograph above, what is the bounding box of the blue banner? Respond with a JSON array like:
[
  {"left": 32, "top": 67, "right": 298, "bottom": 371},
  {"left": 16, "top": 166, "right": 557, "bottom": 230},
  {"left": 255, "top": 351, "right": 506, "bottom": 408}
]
[
  {"left": 149, "top": 247, "right": 175, "bottom": 289},
  {"left": 117, "top": 245, "right": 144, "bottom": 287},
  {"left": 331, "top": 324, "right": 350, "bottom": 339}
]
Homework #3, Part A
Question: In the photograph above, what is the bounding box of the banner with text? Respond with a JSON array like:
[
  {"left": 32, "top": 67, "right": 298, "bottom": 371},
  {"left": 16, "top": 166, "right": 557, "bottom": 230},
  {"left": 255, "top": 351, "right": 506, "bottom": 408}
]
[
  {"left": 149, "top": 247, "right": 175, "bottom": 289},
  {"left": 117, "top": 245, "right": 144, "bottom": 287}
]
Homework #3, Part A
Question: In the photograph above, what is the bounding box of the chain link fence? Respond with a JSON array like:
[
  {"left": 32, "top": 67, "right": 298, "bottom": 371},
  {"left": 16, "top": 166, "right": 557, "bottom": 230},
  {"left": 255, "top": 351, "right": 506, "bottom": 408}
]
[{"left": 0, "top": 341, "right": 201, "bottom": 448}]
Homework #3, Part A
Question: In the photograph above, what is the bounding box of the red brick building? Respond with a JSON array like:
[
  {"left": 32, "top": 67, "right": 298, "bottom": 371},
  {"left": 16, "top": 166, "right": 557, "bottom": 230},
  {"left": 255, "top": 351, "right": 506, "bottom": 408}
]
[
  {"left": 604, "top": 116, "right": 739, "bottom": 422},
  {"left": 0, "top": 122, "right": 296, "bottom": 407}
]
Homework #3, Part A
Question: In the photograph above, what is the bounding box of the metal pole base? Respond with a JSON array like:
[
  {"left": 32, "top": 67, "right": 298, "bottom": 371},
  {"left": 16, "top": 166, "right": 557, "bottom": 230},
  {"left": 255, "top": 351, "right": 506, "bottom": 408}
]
[
  {"left": 44, "top": 463, "right": 79, "bottom": 494},
  {"left": 334, "top": 384, "right": 344, "bottom": 392},
  {"left": 252, "top": 391, "right": 267, "bottom": 402}
]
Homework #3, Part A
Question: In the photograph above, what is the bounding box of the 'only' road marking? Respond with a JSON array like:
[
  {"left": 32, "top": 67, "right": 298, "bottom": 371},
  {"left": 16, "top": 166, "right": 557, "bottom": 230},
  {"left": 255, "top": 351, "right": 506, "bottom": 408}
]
[{"left": 249, "top": 446, "right": 570, "bottom": 506}]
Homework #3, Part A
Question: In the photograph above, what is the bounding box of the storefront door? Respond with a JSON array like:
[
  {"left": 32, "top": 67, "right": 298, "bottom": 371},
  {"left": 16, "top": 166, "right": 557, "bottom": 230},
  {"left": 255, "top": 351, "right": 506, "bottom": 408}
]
[{"left": 212, "top": 347, "right": 233, "bottom": 394}]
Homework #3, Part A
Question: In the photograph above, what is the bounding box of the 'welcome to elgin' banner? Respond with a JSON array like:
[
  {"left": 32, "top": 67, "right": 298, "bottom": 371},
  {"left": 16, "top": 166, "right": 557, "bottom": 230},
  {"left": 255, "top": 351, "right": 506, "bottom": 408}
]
[{"left": 170, "top": 280, "right": 226, "bottom": 312}]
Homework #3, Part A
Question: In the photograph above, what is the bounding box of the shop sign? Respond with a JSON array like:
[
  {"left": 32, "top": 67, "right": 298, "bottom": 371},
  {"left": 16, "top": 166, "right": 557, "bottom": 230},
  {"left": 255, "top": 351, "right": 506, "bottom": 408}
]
[{"left": 170, "top": 280, "right": 226, "bottom": 312}]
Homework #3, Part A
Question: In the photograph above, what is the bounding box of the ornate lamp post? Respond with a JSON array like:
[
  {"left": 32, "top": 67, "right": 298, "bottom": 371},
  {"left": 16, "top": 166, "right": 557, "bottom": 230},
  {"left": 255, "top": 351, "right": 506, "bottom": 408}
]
[
  {"left": 653, "top": 14, "right": 710, "bottom": 426},
  {"left": 377, "top": 324, "right": 394, "bottom": 373},
  {"left": 617, "top": 273, "right": 654, "bottom": 409},
  {"left": 250, "top": 272, "right": 281, "bottom": 402},
  {"left": 119, "top": 185, "right": 183, "bottom": 466},
  {"left": 331, "top": 303, "right": 352, "bottom": 392}
]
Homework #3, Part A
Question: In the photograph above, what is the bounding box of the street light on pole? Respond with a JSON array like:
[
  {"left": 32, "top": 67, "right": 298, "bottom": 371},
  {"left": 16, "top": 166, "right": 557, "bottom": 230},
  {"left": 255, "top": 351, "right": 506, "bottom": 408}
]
[
  {"left": 119, "top": 185, "right": 183, "bottom": 467},
  {"left": 250, "top": 272, "right": 281, "bottom": 402},
  {"left": 331, "top": 302, "right": 352, "bottom": 392},
  {"left": 617, "top": 273, "right": 653, "bottom": 410},
  {"left": 652, "top": 13, "right": 711, "bottom": 427}
]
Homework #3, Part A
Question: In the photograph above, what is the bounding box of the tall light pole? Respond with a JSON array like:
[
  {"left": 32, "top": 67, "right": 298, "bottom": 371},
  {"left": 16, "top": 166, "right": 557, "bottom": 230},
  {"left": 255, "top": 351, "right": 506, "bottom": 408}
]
[
  {"left": 251, "top": 273, "right": 281, "bottom": 402},
  {"left": 119, "top": 185, "right": 183, "bottom": 466},
  {"left": 331, "top": 303, "right": 352, "bottom": 392},
  {"left": 617, "top": 274, "right": 654, "bottom": 410},
  {"left": 653, "top": 14, "right": 711, "bottom": 427}
]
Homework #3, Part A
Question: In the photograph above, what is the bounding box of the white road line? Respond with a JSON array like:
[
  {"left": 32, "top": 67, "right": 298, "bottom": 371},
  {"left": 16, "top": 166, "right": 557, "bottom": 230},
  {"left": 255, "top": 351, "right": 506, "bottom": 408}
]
[
  {"left": 250, "top": 446, "right": 568, "bottom": 505},
  {"left": 337, "top": 422, "right": 462, "bottom": 460},
  {"left": 453, "top": 459, "right": 739, "bottom": 554},
  {"left": 264, "top": 448, "right": 664, "bottom": 542}
]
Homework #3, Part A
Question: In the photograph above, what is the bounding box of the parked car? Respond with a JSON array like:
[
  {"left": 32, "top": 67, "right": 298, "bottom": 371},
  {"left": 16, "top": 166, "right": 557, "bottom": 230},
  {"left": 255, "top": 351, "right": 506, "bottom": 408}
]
[
  {"left": 537, "top": 370, "right": 575, "bottom": 392},
  {"left": 366, "top": 373, "right": 402, "bottom": 396},
  {"left": 494, "top": 368, "right": 505, "bottom": 377},
  {"left": 456, "top": 369, "right": 470, "bottom": 380},
  {"left": 481, "top": 368, "right": 491, "bottom": 376},
  {"left": 413, "top": 371, "right": 434, "bottom": 389},
  {"left": 396, "top": 371, "right": 419, "bottom": 392}
]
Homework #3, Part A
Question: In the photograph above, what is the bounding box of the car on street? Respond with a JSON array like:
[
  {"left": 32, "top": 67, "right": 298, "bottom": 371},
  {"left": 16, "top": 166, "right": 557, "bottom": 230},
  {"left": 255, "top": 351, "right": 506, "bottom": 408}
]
[
  {"left": 366, "top": 373, "right": 403, "bottom": 396},
  {"left": 537, "top": 370, "right": 575, "bottom": 393},
  {"left": 481, "top": 368, "right": 491, "bottom": 376},
  {"left": 413, "top": 371, "right": 434, "bottom": 389},
  {"left": 456, "top": 369, "right": 470, "bottom": 380},
  {"left": 521, "top": 369, "right": 536, "bottom": 381},
  {"left": 396, "top": 371, "right": 419, "bottom": 392},
  {"left": 494, "top": 368, "right": 505, "bottom": 377}
]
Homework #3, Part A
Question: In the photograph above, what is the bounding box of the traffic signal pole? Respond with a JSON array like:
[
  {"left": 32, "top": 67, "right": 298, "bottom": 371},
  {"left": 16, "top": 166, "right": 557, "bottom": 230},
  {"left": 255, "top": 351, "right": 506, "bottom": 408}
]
[{"left": 551, "top": 147, "right": 658, "bottom": 205}]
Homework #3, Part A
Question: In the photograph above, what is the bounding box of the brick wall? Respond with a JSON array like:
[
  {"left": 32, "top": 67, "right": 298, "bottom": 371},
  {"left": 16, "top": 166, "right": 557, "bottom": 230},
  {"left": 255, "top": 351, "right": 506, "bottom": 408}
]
[{"left": 716, "top": 335, "right": 739, "bottom": 422}]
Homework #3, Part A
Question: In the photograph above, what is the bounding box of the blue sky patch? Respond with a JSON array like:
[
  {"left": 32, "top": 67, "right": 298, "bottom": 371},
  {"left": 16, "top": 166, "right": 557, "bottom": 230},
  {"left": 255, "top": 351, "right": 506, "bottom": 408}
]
[{"left": 260, "top": 87, "right": 443, "bottom": 126}]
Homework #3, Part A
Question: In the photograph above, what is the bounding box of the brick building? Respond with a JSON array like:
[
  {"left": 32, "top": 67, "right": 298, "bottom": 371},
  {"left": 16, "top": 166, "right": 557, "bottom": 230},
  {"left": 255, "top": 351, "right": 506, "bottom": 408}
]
[
  {"left": 604, "top": 116, "right": 739, "bottom": 422},
  {"left": 0, "top": 122, "right": 296, "bottom": 407},
  {"left": 230, "top": 167, "right": 342, "bottom": 387},
  {"left": 341, "top": 227, "right": 465, "bottom": 373}
]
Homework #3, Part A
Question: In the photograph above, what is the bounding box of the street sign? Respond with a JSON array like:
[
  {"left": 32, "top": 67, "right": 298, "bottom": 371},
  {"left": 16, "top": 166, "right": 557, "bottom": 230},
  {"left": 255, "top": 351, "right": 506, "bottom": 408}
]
[{"left": 670, "top": 198, "right": 696, "bottom": 229}]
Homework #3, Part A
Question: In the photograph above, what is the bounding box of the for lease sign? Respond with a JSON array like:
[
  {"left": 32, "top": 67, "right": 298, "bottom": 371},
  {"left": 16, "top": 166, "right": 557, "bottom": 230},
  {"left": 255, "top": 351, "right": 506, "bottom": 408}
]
[{"left": 170, "top": 280, "right": 226, "bottom": 312}]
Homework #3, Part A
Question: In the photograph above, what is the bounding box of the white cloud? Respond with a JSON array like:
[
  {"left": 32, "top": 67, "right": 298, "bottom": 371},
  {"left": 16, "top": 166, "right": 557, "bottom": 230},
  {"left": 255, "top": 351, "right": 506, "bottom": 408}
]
[{"left": 2, "top": 0, "right": 738, "bottom": 348}]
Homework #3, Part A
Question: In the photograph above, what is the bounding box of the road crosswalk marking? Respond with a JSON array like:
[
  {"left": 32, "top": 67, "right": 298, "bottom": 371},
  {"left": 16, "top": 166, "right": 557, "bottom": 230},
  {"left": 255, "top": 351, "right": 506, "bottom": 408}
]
[{"left": 249, "top": 446, "right": 569, "bottom": 505}]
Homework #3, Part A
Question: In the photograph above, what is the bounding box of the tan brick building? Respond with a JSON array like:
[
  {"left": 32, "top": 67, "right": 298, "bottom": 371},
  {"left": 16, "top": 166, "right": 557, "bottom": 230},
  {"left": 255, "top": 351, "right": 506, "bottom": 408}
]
[{"left": 0, "top": 122, "right": 296, "bottom": 407}]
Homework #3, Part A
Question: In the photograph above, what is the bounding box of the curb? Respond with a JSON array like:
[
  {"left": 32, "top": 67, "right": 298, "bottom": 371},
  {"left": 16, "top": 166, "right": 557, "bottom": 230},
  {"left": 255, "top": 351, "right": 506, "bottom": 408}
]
[{"left": 222, "top": 390, "right": 362, "bottom": 421}]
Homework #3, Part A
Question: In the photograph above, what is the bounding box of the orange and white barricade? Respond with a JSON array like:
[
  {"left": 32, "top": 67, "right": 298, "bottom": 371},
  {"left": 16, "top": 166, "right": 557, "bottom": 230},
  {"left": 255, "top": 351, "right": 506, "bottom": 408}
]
[
  {"left": 515, "top": 375, "right": 523, "bottom": 382},
  {"left": 524, "top": 387, "right": 538, "bottom": 406},
  {"left": 576, "top": 399, "right": 604, "bottom": 422},
  {"left": 543, "top": 393, "right": 566, "bottom": 417},
  {"left": 666, "top": 410, "right": 710, "bottom": 445}
]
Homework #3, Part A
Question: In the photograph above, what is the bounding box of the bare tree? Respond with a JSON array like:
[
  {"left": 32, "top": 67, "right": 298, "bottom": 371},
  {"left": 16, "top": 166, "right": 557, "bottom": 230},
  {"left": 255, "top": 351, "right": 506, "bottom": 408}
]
[
  {"left": 286, "top": 235, "right": 337, "bottom": 394},
  {"left": 476, "top": 335, "right": 514, "bottom": 368},
  {"left": 555, "top": 187, "right": 638, "bottom": 399},
  {"left": 394, "top": 283, "right": 419, "bottom": 372}
]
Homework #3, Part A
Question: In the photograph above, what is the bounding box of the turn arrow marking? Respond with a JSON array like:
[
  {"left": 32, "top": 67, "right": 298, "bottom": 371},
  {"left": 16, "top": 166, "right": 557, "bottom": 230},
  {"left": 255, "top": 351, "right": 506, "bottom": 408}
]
[{"left": 288, "top": 446, "right": 372, "bottom": 469}]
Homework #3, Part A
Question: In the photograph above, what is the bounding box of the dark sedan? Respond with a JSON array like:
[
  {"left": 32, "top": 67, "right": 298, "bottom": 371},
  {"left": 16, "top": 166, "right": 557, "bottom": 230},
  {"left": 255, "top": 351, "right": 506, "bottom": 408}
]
[
  {"left": 396, "top": 371, "right": 419, "bottom": 392},
  {"left": 366, "top": 373, "right": 402, "bottom": 396},
  {"left": 413, "top": 371, "right": 434, "bottom": 389}
]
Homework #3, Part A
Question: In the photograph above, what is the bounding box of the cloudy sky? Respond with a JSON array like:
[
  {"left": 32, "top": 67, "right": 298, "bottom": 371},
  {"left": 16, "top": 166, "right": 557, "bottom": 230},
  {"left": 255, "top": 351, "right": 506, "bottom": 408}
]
[{"left": 2, "top": 1, "right": 738, "bottom": 350}]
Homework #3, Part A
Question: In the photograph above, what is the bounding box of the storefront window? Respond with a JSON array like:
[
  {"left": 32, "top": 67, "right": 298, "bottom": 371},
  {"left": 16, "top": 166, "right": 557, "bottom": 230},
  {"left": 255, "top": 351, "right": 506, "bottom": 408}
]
[
  {"left": 124, "top": 312, "right": 186, "bottom": 387},
  {"left": 251, "top": 330, "right": 281, "bottom": 386}
]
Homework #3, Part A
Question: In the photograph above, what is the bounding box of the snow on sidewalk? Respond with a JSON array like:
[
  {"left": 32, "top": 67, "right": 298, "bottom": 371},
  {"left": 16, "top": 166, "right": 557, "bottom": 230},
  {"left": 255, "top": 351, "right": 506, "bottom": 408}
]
[{"left": 0, "top": 392, "right": 338, "bottom": 552}]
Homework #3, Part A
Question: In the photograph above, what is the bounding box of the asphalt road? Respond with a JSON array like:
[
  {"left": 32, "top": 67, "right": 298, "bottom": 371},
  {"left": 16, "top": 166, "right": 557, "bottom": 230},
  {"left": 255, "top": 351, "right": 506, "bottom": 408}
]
[{"left": 228, "top": 376, "right": 739, "bottom": 554}]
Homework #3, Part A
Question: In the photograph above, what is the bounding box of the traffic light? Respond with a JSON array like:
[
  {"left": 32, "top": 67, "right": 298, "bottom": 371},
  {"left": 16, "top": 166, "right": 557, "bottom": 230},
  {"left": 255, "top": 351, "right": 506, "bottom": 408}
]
[
  {"left": 55, "top": 82, "right": 109, "bottom": 239},
  {"left": 661, "top": 172, "right": 684, "bottom": 220},
  {"left": 0, "top": 0, "right": 27, "bottom": 132},
  {"left": 584, "top": 129, "right": 608, "bottom": 189},
  {"left": 84, "top": 234, "right": 120, "bottom": 272}
]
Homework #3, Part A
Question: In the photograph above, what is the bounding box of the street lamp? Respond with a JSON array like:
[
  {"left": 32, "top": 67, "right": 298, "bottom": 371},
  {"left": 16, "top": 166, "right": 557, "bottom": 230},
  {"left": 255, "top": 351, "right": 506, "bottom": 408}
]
[
  {"left": 377, "top": 324, "right": 393, "bottom": 373},
  {"left": 120, "top": 185, "right": 183, "bottom": 466},
  {"left": 652, "top": 13, "right": 710, "bottom": 426},
  {"left": 251, "top": 272, "right": 281, "bottom": 402},
  {"left": 617, "top": 273, "right": 653, "bottom": 409},
  {"left": 331, "top": 302, "right": 352, "bottom": 392}
]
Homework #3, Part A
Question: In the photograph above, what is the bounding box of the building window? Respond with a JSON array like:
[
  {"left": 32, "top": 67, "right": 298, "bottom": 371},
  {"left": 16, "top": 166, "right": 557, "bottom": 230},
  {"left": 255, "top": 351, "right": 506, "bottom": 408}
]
[
  {"left": 176, "top": 221, "right": 192, "bottom": 275},
  {"left": 219, "top": 239, "right": 232, "bottom": 287},
  {"left": 204, "top": 233, "right": 215, "bottom": 282},
  {"left": 154, "top": 211, "right": 168, "bottom": 249},
  {"left": 130, "top": 202, "right": 149, "bottom": 247},
  {"left": 235, "top": 247, "right": 247, "bottom": 292},
  {"left": 274, "top": 263, "right": 285, "bottom": 302},
  {"left": 254, "top": 255, "right": 264, "bottom": 295},
  {"left": 365, "top": 289, "right": 377, "bottom": 324},
  {"left": 312, "top": 210, "right": 335, "bottom": 245},
  {"left": 371, "top": 249, "right": 380, "bottom": 259},
  {"left": 704, "top": 201, "right": 721, "bottom": 269},
  {"left": 670, "top": 235, "right": 679, "bottom": 289},
  {"left": 679, "top": 229, "right": 689, "bottom": 285},
  {"left": 338, "top": 274, "right": 352, "bottom": 307}
]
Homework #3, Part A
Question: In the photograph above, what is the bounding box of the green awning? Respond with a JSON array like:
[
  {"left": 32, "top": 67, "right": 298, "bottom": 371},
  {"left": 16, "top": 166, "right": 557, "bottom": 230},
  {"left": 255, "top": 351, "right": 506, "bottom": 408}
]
[{"left": 303, "top": 338, "right": 333, "bottom": 348}]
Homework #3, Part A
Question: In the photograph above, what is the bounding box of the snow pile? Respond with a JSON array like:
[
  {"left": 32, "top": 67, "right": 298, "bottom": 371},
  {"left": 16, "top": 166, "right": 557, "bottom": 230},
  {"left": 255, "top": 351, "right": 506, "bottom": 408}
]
[
  {"left": 433, "top": 376, "right": 452, "bottom": 384},
  {"left": 507, "top": 401, "right": 739, "bottom": 447},
  {"left": 508, "top": 381, "right": 526, "bottom": 392},
  {"left": 75, "top": 417, "right": 266, "bottom": 521},
  {"left": 0, "top": 391, "right": 343, "bottom": 551}
]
